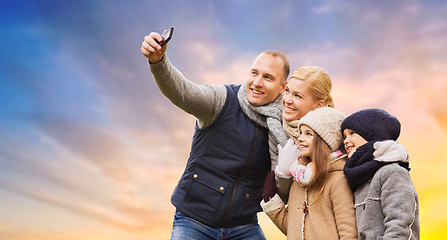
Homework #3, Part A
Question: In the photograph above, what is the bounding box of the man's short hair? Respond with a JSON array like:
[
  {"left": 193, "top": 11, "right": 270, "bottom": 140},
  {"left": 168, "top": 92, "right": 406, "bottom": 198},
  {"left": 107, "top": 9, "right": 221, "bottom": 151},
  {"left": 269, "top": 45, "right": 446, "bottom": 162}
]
[{"left": 262, "top": 50, "right": 290, "bottom": 83}]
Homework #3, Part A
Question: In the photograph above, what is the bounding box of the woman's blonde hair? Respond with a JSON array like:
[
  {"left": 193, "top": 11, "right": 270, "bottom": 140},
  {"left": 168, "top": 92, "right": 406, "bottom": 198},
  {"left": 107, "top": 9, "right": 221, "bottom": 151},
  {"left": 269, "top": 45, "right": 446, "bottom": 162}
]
[{"left": 288, "top": 66, "right": 334, "bottom": 107}]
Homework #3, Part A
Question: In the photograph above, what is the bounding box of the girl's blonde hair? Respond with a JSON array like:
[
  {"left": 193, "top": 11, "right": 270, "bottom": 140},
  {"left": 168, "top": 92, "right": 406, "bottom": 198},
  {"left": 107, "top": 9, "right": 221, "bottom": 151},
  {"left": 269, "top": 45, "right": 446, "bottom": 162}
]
[{"left": 289, "top": 66, "right": 334, "bottom": 107}]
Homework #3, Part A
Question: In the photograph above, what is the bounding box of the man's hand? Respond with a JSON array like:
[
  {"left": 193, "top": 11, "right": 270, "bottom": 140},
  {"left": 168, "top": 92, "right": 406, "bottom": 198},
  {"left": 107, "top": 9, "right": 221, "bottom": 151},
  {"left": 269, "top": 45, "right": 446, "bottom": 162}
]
[{"left": 141, "top": 31, "right": 168, "bottom": 64}]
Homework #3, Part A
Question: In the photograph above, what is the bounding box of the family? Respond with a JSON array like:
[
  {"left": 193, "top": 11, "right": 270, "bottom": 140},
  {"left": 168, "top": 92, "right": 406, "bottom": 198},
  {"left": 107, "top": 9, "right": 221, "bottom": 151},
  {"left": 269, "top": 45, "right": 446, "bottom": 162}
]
[{"left": 141, "top": 28, "right": 420, "bottom": 240}]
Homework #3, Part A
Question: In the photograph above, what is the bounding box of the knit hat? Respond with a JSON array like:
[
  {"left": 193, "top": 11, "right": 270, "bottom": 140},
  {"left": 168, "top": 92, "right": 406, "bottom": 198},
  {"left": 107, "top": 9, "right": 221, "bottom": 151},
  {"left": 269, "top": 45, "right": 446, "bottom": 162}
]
[
  {"left": 341, "top": 108, "right": 401, "bottom": 141},
  {"left": 298, "top": 106, "right": 346, "bottom": 151}
]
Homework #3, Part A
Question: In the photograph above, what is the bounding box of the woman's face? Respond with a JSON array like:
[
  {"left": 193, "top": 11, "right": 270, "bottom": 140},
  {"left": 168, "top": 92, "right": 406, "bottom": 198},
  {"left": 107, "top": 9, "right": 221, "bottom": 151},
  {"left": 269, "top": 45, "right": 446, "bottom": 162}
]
[{"left": 282, "top": 78, "right": 322, "bottom": 122}]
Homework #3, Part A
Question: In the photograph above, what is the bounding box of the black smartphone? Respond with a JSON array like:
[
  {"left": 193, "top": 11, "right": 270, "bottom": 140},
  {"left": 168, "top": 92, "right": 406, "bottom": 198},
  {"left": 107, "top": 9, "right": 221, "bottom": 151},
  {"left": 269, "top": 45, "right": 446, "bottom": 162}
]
[{"left": 156, "top": 26, "right": 174, "bottom": 47}]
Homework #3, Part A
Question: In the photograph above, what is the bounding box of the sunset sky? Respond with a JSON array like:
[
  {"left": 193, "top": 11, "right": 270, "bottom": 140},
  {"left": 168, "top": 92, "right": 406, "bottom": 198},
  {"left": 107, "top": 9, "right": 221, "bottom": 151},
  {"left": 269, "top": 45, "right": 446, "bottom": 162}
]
[{"left": 1, "top": 0, "right": 447, "bottom": 239}]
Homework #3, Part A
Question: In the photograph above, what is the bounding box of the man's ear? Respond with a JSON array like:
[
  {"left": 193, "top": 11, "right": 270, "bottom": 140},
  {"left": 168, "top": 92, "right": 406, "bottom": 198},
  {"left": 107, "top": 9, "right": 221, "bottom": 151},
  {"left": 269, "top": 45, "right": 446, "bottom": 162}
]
[{"left": 279, "top": 81, "right": 288, "bottom": 94}]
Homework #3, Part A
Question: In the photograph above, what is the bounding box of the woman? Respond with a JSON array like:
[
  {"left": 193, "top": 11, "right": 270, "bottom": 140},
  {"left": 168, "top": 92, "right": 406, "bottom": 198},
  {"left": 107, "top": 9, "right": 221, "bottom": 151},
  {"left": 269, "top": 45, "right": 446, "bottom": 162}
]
[
  {"left": 274, "top": 66, "right": 335, "bottom": 200},
  {"left": 262, "top": 66, "right": 358, "bottom": 240}
]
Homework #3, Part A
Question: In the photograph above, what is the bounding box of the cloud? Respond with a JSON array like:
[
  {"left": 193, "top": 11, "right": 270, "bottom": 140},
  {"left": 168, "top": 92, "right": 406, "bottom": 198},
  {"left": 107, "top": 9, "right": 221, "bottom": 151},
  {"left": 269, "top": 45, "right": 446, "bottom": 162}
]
[
  {"left": 2, "top": 1, "right": 447, "bottom": 238},
  {"left": 312, "top": 4, "right": 332, "bottom": 14},
  {"left": 177, "top": 39, "right": 255, "bottom": 85},
  {"left": 0, "top": 125, "right": 181, "bottom": 234}
]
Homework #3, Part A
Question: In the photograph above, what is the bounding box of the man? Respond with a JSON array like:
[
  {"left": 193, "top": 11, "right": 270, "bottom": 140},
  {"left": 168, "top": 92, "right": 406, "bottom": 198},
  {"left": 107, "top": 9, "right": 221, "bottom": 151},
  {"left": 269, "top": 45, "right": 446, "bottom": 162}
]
[{"left": 141, "top": 28, "right": 289, "bottom": 240}]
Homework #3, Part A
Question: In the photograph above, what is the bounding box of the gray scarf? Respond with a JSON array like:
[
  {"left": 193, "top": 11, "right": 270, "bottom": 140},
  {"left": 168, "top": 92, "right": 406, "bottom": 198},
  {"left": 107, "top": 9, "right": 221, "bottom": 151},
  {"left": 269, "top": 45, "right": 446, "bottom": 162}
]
[{"left": 237, "top": 82, "right": 288, "bottom": 147}]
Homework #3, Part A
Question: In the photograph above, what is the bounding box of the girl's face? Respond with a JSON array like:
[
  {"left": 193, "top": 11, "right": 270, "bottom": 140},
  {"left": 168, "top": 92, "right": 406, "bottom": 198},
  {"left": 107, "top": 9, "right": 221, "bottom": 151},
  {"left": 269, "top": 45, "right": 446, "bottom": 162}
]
[
  {"left": 282, "top": 78, "right": 323, "bottom": 122},
  {"left": 343, "top": 128, "right": 368, "bottom": 158},
  {"left": 298, "top": 125, "right": 315, "bottom": 157}
]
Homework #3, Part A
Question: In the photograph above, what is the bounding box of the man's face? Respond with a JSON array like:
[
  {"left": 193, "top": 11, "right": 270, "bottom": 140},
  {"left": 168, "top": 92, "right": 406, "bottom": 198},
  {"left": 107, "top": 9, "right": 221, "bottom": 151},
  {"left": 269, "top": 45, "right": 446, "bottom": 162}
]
[{"left": 245, "top": 53, "right": 286, "bottom": 106}]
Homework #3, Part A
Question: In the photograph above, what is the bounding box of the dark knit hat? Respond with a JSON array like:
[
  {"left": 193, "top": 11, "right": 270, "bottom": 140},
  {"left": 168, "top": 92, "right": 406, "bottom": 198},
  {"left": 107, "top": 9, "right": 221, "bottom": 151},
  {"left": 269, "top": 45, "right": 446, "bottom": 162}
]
[{"left": 341, "top": 109, "right": 401, "bottom": 141}]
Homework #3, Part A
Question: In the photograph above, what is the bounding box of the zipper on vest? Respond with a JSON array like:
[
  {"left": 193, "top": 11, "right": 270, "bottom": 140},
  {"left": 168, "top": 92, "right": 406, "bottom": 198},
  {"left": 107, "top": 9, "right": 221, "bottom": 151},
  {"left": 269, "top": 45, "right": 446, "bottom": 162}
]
[{"left": 220, "top": 126, "right": 259, "bottom": 226}]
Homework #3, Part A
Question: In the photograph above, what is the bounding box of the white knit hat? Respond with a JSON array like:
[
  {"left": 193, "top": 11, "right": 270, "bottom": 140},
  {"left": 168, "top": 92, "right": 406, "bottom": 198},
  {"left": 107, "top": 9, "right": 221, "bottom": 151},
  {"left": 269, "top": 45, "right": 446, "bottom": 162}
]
[{"left": 298, "top": 106, "right": 346, "bottom": 151}]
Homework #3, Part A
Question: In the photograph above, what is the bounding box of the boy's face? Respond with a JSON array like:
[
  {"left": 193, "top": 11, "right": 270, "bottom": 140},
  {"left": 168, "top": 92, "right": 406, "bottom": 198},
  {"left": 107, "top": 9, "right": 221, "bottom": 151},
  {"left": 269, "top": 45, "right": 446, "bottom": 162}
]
[
  {"left": 343, "top": 128, "right": 368, "bottom": 158},
  {"left": 298, "top": 125, "right": 315, "bottom": 157}
]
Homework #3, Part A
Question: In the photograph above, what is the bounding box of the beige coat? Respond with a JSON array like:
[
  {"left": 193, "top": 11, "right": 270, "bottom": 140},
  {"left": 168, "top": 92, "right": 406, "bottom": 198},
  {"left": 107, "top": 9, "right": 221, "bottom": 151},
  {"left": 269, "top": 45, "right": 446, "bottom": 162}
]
[{"left": 263, "top": 156, "right": 357, "bottom": 240}]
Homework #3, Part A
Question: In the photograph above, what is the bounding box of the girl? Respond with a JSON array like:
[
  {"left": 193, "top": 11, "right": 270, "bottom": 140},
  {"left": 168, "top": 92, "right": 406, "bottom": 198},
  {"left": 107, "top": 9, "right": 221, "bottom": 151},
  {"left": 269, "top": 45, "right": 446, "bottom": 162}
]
[{"left": 261, "top": 106, "right": 358, "bottom": 240}]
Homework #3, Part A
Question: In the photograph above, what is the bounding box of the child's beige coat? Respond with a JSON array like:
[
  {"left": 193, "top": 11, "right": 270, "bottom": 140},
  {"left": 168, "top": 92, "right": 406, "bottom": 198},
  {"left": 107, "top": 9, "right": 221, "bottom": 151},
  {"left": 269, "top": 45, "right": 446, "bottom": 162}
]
[{"left": 262, "top": 155, "right": 357, "bottom": 240}]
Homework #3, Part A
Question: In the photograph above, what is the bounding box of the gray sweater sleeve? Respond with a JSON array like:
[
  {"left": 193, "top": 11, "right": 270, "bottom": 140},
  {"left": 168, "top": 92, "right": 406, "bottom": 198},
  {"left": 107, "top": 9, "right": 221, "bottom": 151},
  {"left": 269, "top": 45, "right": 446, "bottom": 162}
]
[
  {"left": 149, "top": 55, "right": 227, "bottom": 128},
  {"left": 380, "top": 165, "right": 419, "bottom": 239},
  {"left": 275, "top": 174, "right": 292, "bottom": 203},
  {"left": 270, "top": 134, "right": 291, "bottom": 202}
]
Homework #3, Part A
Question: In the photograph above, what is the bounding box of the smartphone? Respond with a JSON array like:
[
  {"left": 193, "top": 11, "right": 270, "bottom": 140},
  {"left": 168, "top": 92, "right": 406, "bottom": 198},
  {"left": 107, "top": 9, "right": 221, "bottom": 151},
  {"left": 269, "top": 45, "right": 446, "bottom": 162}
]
[{"left": 156, "top": 26, "right": 174, "bottom": 47}]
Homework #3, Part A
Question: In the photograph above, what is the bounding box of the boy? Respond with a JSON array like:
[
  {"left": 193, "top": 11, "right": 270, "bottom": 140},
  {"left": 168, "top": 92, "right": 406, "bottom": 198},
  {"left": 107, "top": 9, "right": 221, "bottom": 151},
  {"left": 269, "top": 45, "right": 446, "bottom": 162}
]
[{"left": 342, "top": 108, "right": 420, "bottom": 239}]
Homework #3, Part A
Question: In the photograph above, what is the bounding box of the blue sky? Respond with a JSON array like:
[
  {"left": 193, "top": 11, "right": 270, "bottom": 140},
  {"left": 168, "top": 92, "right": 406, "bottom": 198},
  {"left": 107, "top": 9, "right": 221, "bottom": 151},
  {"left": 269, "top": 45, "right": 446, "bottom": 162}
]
[{"left": 1, "top": 0, "right": 447, "bottom": 239}]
